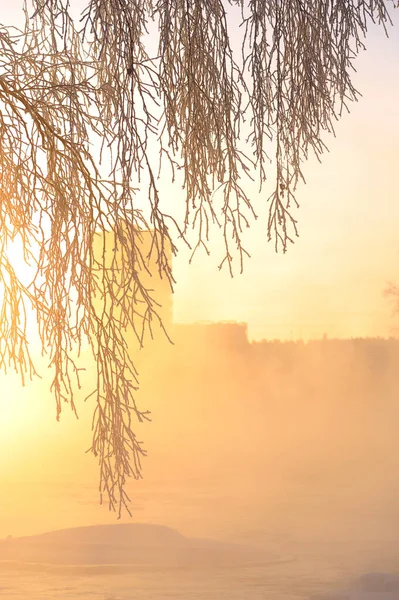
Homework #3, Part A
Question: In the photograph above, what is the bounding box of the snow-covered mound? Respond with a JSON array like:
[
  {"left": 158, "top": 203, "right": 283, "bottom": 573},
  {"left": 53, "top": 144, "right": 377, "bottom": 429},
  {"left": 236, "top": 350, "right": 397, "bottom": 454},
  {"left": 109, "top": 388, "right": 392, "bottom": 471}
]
[
  {"left": 12, "top": 523, "right": 186, "bottom": 547},
  {"left": 0, "top": 523, "right": 267, "bottom": 568}
]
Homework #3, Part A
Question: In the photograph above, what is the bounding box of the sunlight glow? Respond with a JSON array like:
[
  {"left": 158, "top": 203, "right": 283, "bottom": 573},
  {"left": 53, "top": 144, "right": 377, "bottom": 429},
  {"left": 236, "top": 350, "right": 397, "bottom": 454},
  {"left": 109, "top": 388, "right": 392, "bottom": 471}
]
[{"left": 0, "top": 375, "right": 43, "bottom": 443}]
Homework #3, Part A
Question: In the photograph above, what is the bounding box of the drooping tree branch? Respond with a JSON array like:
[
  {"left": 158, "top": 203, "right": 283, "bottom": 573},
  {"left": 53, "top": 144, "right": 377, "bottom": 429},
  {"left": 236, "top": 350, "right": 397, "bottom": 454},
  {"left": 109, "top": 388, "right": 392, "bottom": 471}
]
[{"left": 0, "top": 0, "right": 397, "bottom": 514}]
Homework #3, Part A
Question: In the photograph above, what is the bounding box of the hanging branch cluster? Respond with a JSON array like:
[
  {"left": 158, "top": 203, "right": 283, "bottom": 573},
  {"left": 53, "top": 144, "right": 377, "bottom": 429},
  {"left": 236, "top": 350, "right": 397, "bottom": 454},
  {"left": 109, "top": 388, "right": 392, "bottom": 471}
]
[
  {"left": 0, "top": 0, "right": 396, "bottom": 514},
  {"left": 241, "top": 0, "right": 396, "bottom": 249}
]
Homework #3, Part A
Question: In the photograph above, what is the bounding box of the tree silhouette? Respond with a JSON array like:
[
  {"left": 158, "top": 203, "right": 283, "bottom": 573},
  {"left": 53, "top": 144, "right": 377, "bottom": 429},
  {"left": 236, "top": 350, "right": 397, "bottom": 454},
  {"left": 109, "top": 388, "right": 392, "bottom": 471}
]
[{"left": 0, "top": 0, "right": 396, "bottom": 515}]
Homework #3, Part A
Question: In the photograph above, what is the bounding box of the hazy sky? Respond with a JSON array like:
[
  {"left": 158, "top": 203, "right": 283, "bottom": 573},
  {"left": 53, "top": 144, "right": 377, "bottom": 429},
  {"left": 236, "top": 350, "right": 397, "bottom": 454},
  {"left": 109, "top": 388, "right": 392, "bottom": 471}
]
[
  {"left": 172, "top": 13, "right": 399, "bottom": 341},
  {"left": 3, "top": 2, "right": 399, "bottom": 341}
]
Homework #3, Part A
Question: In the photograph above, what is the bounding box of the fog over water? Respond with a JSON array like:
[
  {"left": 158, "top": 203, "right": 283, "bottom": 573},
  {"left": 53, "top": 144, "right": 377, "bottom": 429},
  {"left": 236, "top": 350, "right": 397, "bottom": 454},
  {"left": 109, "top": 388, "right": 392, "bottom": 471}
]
[{"left": 2, "top": 329, "right": 399, "bottom": 599}]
